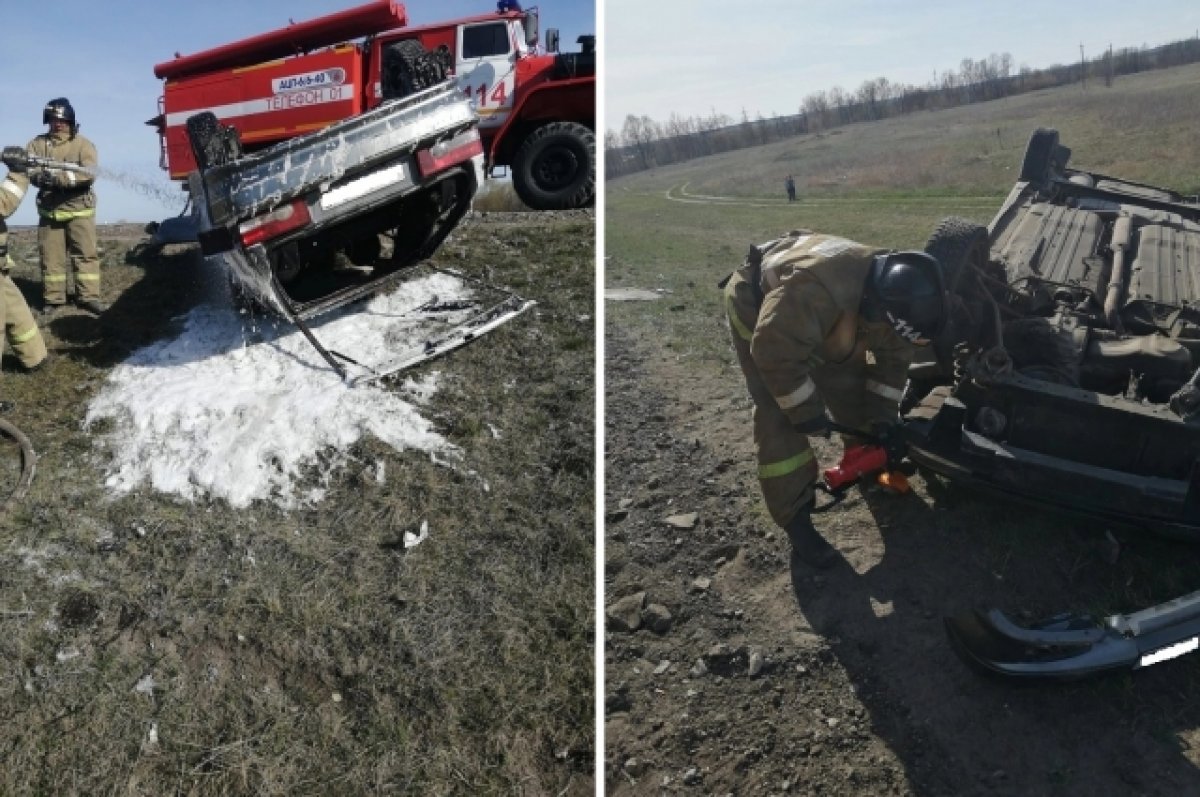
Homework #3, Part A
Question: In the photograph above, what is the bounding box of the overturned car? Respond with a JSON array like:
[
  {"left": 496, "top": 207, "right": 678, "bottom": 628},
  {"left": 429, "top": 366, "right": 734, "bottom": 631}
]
[
  {"left": 186, "top": 77, "right": 531, "bottom": 383},
  {"left": 901, "top": 129, "right": 1200, "bottom": 679}
]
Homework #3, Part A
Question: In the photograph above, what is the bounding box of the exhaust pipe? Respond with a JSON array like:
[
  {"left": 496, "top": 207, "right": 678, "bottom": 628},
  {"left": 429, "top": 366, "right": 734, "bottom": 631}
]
[{"left": 1103, "top": 215, "right": 1134, "bottom": 330}]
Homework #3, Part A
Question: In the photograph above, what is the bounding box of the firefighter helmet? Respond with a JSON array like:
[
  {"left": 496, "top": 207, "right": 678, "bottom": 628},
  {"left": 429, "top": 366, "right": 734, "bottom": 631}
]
[
  {"left": 862, "top": 251, "right": 946, "bottom": 344},
  {"left": 43, "top": 98, "right": 76, "bottom": 126}
]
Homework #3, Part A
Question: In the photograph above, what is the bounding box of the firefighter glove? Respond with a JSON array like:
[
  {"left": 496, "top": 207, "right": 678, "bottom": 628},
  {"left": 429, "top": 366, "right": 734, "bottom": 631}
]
[
  {"left": 793, "top": 413, "right": 831, "bottom": 439},
  {"left": 1, "top": 147, "right": 28, "bottom": 173},
  {"left": 869, "top": 420, "right": 908, "bottom": 465}
]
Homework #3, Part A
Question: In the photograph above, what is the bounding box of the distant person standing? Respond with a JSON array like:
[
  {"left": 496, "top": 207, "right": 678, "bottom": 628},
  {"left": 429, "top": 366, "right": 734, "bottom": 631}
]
[
  {"left": 26, "top": 97, "right": 104, "bottom": 316},
  {"left": 785, "top": 175, "right": 797, "bottom": 202}
]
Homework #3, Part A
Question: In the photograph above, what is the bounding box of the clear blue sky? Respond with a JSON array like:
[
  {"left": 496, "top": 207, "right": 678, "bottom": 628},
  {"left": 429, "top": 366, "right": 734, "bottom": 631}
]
[
  {"left": 605, "top": 0, "right": 1200, "bottom": 135},
  {"left": 1, "top": 1, "right": 594, "bottom": 225}
]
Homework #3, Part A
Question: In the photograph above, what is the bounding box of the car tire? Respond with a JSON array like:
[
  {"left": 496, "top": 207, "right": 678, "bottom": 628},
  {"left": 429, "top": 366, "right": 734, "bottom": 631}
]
[
  {"left": 186, "top": 112, "right": 242, "bottom": 172},
  {"left": 924, "top": 216, "right": 991, "bottom": 375},
  {"left": 926, "top": 216, "right": 990, "bottom": 296},
  {"left": 1019, "top": 128, "right": 1070, "bottom": 186},
  {"left": 382, "top": 40, "right": 447, "bottom": 100},
  {"left": 512, "top": 121, "right": 596, "bottom": 211}
]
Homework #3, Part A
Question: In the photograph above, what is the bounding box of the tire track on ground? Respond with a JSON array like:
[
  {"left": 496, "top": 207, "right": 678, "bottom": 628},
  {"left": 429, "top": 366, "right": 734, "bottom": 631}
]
[{"left": 662, "top": 183, "right": 1002, "bottom": 211}]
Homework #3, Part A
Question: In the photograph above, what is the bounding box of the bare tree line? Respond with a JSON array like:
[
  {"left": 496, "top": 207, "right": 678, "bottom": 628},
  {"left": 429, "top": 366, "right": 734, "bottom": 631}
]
[{"left": 606, "top": 36, "right": 1200, "bottom": 180}]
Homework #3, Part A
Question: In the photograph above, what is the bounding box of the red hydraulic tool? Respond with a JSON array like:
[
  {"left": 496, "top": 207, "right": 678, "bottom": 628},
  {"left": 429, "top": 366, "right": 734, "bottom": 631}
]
[{"left": 821, "top": 419, "right": 911, "bottom": 495}]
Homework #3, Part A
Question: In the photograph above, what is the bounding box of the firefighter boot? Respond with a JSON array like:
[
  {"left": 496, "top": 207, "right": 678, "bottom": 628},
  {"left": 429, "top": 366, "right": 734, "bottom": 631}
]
[
  {"left": 785, "top": 507, "right": 838, "bottom": 569},
  {"left": 38, "top": 302, "right": 65, "bottom": 319},
  {"left": 75, "top": 297, "right": 108, "bottom": 316}
]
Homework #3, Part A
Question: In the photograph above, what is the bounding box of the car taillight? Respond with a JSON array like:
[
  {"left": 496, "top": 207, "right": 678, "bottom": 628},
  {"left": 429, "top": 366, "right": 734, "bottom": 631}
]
[
  {"left": 239, "top": 199, "right": 312, "bottom": 247},
  {"left": 416, "top": 130, "right": 483, "bottom": 177}
]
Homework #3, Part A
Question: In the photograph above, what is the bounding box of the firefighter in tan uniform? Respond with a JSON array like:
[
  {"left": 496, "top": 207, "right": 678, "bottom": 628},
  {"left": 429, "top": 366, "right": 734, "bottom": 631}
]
[
  {"left": 0, "top": 160, "right": 49, "bottom": 373},
  {"left": 724, "top": 230, "right": 945, "bottom": 568},
  {"left": 26, "top": 97, "right": 104, "bottom": 316}
]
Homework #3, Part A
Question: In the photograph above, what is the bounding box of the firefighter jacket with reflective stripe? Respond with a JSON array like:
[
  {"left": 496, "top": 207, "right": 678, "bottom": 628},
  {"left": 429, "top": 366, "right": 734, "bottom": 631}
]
[
  {"left": 743, "top": 231, "right": 914, "bottom": 428},
  {"left": 0, "top": 171, "right": 29, "bottom": 221},
  {"left": 26, "top": 131, "right": 97, "bottom": 221},
  {"left": 0, "top": 176, "right": 49, "bottom": 369},
  {"left": 0, "top": 171, "right": 29, "bottom": 268}
]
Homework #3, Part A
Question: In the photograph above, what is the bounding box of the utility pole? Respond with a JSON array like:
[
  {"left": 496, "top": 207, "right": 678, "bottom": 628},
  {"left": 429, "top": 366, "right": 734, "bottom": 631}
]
[{"left": 1080, "top": 43, "right": 1087, "bottom": 88}]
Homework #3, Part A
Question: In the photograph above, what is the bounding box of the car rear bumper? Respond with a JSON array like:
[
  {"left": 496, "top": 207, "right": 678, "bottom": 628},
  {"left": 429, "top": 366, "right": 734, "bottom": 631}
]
[{"left": 905, "top": 386, "right": 1200, "bottom": 540}]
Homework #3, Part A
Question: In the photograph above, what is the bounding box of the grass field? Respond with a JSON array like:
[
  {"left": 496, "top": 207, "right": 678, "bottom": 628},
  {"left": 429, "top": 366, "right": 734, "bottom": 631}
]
[{"left": 0, "top": 212, "right": 594, "bottom": 795}]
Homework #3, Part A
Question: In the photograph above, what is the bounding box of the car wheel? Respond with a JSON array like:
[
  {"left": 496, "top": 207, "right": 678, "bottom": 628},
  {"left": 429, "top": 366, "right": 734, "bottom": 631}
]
[
  {"left": 926, "top": 216, "right": 989, "bottom": 294},
  {"left": 1019, "top": 128, "right": 1070, "bottom": 186},
  {"left": 925, "top": 216, "right": 991, "bottom": 372},
  {"left": 185, "top": 112, "right": 242, "bottom": 172}
]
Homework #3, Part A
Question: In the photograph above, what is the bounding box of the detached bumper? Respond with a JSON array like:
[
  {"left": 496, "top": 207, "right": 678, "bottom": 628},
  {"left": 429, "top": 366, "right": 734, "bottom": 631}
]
[{"left": 945, "top": 589, "right": 1200, "bottom": 681}]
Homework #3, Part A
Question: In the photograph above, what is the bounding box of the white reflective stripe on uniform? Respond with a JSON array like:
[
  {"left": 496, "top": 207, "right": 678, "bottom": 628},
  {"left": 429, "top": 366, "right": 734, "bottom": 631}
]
[
  {"left": 65, "top": 171, "right": 77, "bottom": 186},
  {"left": 1, "top": 179, "right": 26, "bottom": 200},
  {"left": 775, "top": 377, "right": 817, "bottom": 410},
  {"left": 866, "top": 379, "right": 904, "bottom": 402},
  {"left": 812, "top": 237, "right": 856, "bottom": 258}
]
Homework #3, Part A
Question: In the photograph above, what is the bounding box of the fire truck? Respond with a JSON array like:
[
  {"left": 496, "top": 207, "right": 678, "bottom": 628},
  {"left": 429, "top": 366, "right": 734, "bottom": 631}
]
[{"left": 149, "top": 1, "right": 595, "bottom": 211}]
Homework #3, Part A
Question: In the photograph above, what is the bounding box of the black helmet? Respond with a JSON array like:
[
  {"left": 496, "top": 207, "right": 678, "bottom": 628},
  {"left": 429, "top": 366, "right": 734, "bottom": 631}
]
[
  {"left": 862, "top": 251, "right": 946, "bottom": 344},
  {"left": 43, "top": 97, "right": 76, "bottom": 126}
]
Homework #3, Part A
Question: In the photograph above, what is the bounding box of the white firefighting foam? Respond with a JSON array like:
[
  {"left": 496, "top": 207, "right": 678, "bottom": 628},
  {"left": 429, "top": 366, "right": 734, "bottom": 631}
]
[{"left": 85, "top": 272, "right": 473, "bottom": 509}]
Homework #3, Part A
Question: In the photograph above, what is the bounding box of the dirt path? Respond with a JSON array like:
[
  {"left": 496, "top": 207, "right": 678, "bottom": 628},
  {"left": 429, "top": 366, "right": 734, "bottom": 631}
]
[
  {"left": 604, "top": 327, "right": 1200, "bottom": 796},
  {"left": 661, "top": 184, "right": 1001, "bottom": 211}
]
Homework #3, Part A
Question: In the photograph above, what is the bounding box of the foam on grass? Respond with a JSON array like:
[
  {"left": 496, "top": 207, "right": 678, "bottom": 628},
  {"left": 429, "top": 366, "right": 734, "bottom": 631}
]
[{"left": 85, "top": 272, "right": 473, "bottom": 508}]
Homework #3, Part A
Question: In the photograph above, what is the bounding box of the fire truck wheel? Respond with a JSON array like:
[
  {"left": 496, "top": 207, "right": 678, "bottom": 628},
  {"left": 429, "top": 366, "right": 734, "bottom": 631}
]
[{"left": 512, "top": 122, "right": 595, "bottom": 211}]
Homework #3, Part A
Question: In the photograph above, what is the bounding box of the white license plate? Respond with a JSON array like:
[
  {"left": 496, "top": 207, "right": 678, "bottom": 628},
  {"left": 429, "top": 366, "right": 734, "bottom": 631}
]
[{"left": 319, "top": 161, "right": 410, "bottom": 211}]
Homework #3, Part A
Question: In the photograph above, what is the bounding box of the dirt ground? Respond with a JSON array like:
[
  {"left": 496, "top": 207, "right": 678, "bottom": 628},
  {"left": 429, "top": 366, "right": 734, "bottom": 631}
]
[{"left": 604, "top": 326, "right": 1200, "bottom": 796}]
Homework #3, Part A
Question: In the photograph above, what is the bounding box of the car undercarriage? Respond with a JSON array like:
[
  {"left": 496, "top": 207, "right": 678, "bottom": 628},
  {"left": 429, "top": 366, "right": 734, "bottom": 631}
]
[{"left": 900, "top": 129, "right": 1200, "bottom": 679}]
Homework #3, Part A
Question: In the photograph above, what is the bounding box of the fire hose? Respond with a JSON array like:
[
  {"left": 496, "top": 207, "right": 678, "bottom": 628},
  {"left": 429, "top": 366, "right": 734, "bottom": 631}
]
[
  {"left": 1, "top": 147, "right": 96, "bottom": 177},
  {"left": 0, "top": 418, "right": 35, "bottom": 513}
]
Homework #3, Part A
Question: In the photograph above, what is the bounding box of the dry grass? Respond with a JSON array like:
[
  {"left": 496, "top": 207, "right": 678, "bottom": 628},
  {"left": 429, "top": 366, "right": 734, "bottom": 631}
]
[
  {"left": 607, "top": 61, "right": 1200, "bottom": 371},
  {"left": 472, "top": 181, "right": 532, "bottom": 213},
  {"left": 0, "top": 212, "right": 594, "bottom": 795},
  {"left": 630, "top": 61, "right": 1200, "bottom": 202}
]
